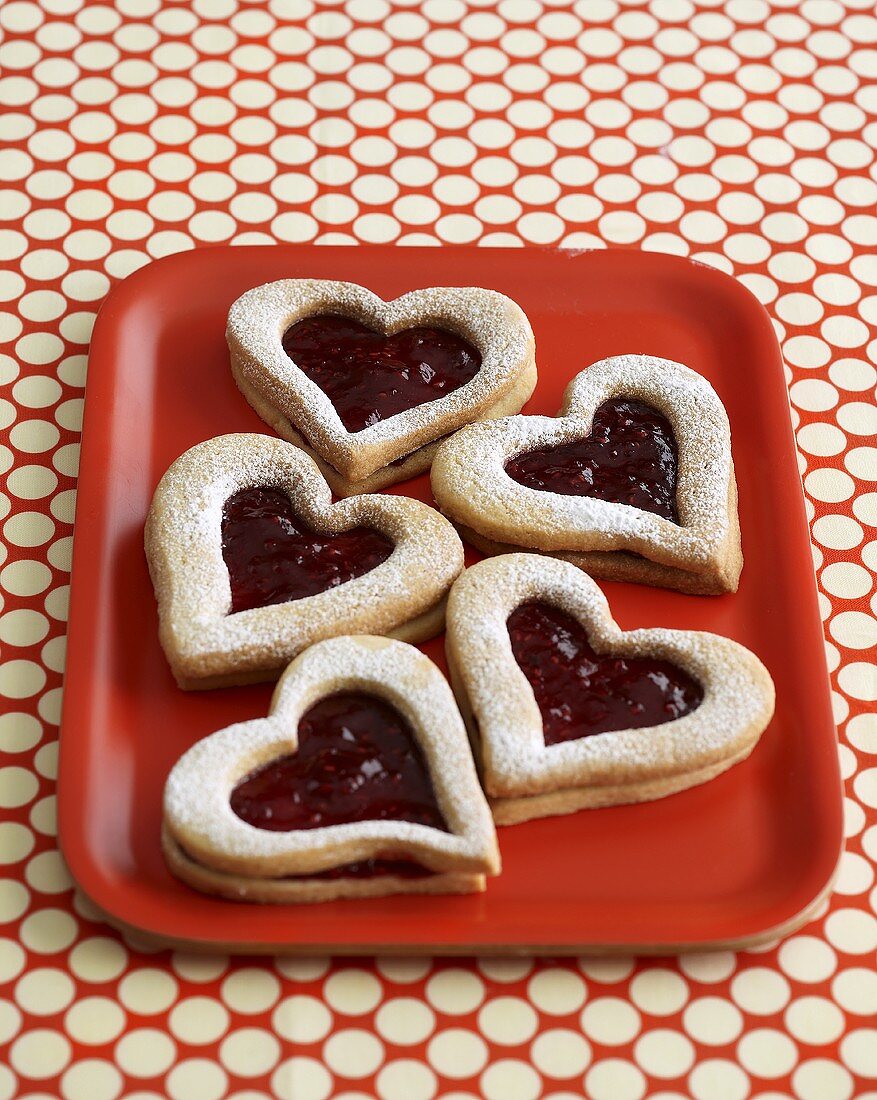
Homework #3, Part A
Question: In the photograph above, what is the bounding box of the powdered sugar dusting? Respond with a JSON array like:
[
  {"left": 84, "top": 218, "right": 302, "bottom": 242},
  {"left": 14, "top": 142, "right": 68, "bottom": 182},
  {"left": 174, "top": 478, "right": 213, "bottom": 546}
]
[
  {"left": 145, "top": 433, "right": 464, "bottom": 686},
  {"left": 226, "top": 279, "right": 536, "bottom": 481},
  {"left": 432, "top": 354, "right": 741, "bottom": 589},
  {"left": 163, "top": 635, "right": 500, "bottom": 879},
  {"left": 446, "top": 554, "right": 775, "bottom": 800}
]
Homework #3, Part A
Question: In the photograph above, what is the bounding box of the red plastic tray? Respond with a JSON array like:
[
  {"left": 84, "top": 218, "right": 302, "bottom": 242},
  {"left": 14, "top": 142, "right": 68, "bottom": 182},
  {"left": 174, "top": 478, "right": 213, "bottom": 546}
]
[{"left": 59, "top": 246, "right": 842, "bottom": 953}]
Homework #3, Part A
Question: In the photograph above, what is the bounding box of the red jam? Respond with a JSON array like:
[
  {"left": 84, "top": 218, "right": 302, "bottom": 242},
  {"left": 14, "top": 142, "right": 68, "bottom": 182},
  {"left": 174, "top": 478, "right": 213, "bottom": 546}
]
[
  {"left": 230, "top": 692, "right": 448, "bottom": 835},
  {"left": 505, "top": 398, "right": 679, "bottom": 522},
  {"left": 221, "top": 487, "right": 393, "bottom": 615},
  {"left": 282, "top": 313, "right": 481, "bottom": 433},
  {"left": 507, "top": 602, "right": 703, "bottom": 745}
]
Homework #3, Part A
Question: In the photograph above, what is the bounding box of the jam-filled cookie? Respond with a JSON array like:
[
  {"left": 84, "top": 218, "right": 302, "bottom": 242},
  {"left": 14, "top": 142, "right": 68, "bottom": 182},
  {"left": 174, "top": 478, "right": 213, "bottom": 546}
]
[
  {"left": 163, "top": 635, "right": 501, "bottom": 903},
  {"left": 226, "top": 279, "right": 536, "bottom": 496},
  {"left": 432, "top": 354, "right": 742, "bottom": 595},
  {"left": 446, "top": 555, "right": 774, "bottom": 825},
  {"left": 145, "top": 434, "right": 464, "bottom": 689}
]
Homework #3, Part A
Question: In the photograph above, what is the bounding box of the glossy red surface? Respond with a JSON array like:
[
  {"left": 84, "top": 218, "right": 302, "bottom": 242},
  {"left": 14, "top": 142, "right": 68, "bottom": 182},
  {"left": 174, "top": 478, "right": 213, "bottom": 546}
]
[
  {"left": 508, "top": 602, "right": 703, "bottom": 744},
  {"left": 506, "top": 398, "right": 679, "bottom": 522},
  {"left": 59, "top": 246, "right": 841, "bottom": 952},
  {"left": 221, "top": 486, "right": 393, "bottom": 614},
  {"left": 282, "top": 313, "right": 481, "bottom": 433},
  {"left": 230, "top": 692, "right": 447, "bottom": 833}
]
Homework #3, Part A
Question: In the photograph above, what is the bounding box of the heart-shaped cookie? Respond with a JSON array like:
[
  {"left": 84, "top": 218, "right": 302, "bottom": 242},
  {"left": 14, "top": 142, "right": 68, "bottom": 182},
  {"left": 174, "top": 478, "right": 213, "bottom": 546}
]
[
  {"left": 227, "top": 279, "right": 537, "bottom": 496},
  {"left": 145, "top": 434, "right": 464, "bottom": 689},
  {"left": 431, "top": 354, "right": 742, "bottom": 594},
  {"left": 446, "top": 555, "right": 774, "bottom": 825},
  {"left": 163, "top": 635, "right": 500, "bottom": 902}
]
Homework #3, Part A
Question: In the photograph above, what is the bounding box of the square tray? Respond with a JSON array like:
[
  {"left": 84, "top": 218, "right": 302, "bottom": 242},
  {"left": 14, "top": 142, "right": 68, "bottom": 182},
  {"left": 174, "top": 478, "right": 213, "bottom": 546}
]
[{"left": 59, "top": 246, "right": 842, "bottom": 953}]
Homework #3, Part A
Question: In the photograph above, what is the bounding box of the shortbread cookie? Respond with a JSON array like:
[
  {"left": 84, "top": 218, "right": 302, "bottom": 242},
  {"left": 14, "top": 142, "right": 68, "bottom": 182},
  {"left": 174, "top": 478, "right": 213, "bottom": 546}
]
[
  {"left": 145, "top": 434, "right": 464, "bottom": 689},
  {"left": 163, "top": 635, "right": 501, "bottom": 902},
  {"left": 446, "top": 555, "right": 775, "bottom": 825},
  {"left": 227, "top": 279, "right": 537, "bottom": 495},
  {"left": 432, "top": 354, "right": 742, "bottom": 594}
]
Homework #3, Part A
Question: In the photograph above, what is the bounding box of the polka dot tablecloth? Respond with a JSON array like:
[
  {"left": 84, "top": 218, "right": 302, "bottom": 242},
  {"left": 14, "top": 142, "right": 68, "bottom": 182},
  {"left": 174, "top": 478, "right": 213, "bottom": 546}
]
[{"left": 1, "top": 0, "right": 876, "bottom": 1097}]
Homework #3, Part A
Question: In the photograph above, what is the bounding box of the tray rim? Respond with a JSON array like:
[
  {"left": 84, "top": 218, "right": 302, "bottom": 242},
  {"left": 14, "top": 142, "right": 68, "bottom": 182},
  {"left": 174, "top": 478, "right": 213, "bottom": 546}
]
[{"left": 58, "top": 244, "right": 844, "bottom": 955}]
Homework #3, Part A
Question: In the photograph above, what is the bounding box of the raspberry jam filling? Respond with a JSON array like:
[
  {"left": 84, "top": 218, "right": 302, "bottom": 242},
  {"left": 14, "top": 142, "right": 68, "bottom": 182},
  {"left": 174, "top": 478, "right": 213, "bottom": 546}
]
[
  {"left": 221, "top": 486, "right": 393, "bottom": 615},
  {"left": 231, "top": 691, "right": 447, "bottom": 865},
  {"left": 507, "top": 602, "right": 703, "bottom": 745},
  {"left": 282, "top": 313, "right": 481, "bottom": 433},
  {"left": 505, "top": 398, "right": 679, "bottom": 522}
]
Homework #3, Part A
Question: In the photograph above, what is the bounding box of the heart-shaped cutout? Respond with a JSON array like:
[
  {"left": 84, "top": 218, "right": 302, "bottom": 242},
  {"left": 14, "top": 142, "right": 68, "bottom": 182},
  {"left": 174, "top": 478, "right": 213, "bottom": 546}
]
[
  {"left": 229, "top": 691, "right": 448, "bottom": 832},
  {"left": 221, "top": 486, "right": 393, "bottom": 614},
  {"left": 162, "top": 635, "right": 500, "bottom": 902},
  {"left": 507, "top": 601, "right": 703, "bottom": 744},
  {"left": 282, "top": 313, "right": 482, "bottom": 434},
  {"left": 227, "top": 280, "right": 536, "bottom": 495},
  {"left": 432, "top": 354, "right": 742, "bottom": 594},
  {"left": 146, "top": 434, "right": 464, "bottom": 690},
  {"left": 445, "top": 554, "right": 774, "bottom": 825},
  {"left": 506, "top": 398, "right": 679, "bottom": 522}
]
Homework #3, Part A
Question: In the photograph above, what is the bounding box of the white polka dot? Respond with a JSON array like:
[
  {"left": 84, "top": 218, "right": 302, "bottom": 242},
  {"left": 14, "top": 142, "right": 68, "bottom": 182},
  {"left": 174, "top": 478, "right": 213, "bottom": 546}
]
[
  {"left": 527, "top": 969, "right": 586, "bottom": 1015},
  {"left": 323, "top": 1028, "right": 384, "bottom": 1077},
  {"left": 584, "top": 1059, "right": 646, "bottom": 1100},
  {"left": 581, "top": 998, "right": 641, "bottom": 1045},
  {"left": 791, "top": 1058, "right": 853, "bottom": 1100},
  {"left": 375, "top": 998, "right": 434, "bottom": 1046},
  {"left": 812, "top": 514, "right": 863, "bottom": 550},
  {"left": 114, "top": 1028, "right": 176, "bottom": 1077},
  {"left": 480, "top": 1058, "right": 542, "bottom": 1100},
  {"left": 69, "top": 937, "right": 128, "bottom": 982},
  {"left": 839, "top": 662, "right": 877, "bottom": 701},
  {"left": 785, "top": 996, "right": 845, "bottom": 1044},
  {"left": 15, "top": 966, "right": 74, "bottom": 1018},
  {"left": 273, "top": 995, "right": 332, "bottom": 1043},
  {"left": 738, "top": 1027, "right": 798, "bottom": 1077},
  {"left": 634, "top": 1029, "right": 695, "bottom": 1078},
  {"left": 324, "top": 968, "right": 382, "bottom": 1015},
  {"left": 10, "top": 1028, "right": 71, "bottom": 1079},
  {"left": 375, "top": 957, "right": 431, "bottom": 984},
  {"left": 629, "top": 969, "right": 689, "bottom": 1015},
  {"left": 825, "top": 907, "right": 877, "bottom": 953},
  {"left": 688, "top": 1059, "right": 750, "bottom": 1100},
  {"left": 426, "top": 969, "right": 485, "bottom": 1014},
  {"left": 0, "top": 822, "right": 34, "bottom": 863},
  {"left": 166, "top": 1059, "right": 227, "bottom": 1100},
  {"left": 427, "top": 1027, "right": 487, "bottom": 1078},
  {"left": 531, "top": 1028, "right": 591, "bottom": 1078},
  {"left": 220, "top": 968, "right": 280, "bottom": 1014},
  {"left": 219, "top": 1027, "right": 281, "bottom": 1077},
  {"left": 478, "top": 997, "right": 538, "bottom": 1045},
  {"left": 65, "top": 997, "right": 126, "bottom": 1045},
  {"left": 678, "top": 952, "right": 736, "bottom": 983},
  {"left": 272, "top": 1056, "right": 332, "bottom": 1100},
  {"left": 26, "top": 848, "right": 70, "bottom": 893},
  {"left": 477, "top": 958, "right": 533, "bottom": 983},
  {"left": 169, "top": 996, "right": 229, "bottom": 1045},
  {"left": 682, "top": 997, "right": 743, "bottom": 1045},
  {"left": 375, "top": 1058, "right": 437, "bottom": 1100},
  {"left": 832, "top": 967, "right": 877, "bottom": 1015},
  {"left": 0, "top": 767, "right": 38, "bottom": 807},
  {"left": 0, "top": 609, "right": 50, "bottom": 646},
  {"left": 118, "top": 969, "right": 178, "bottom": 1014},
  {"left": 0, "top": 880, "right": 28, "bottom": 924}
]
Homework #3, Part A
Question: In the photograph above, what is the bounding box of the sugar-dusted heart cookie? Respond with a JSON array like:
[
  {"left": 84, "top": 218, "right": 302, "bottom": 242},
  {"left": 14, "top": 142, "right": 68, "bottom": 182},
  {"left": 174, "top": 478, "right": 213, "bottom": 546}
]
[
  {"left": 145, "top": 434, "right": 464, "bottom": 690},
  {"left": 432, "top": 354, "right": 742, "bottom": 594},
  {"left": 227, "top": 279, "right": 537, "bottom": 496},
  {"left": 446, "top": 555, "right": 774, "bottom": 825},
  {"left": 163, "top": 635, "right": 500, "bottom": 902}
]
